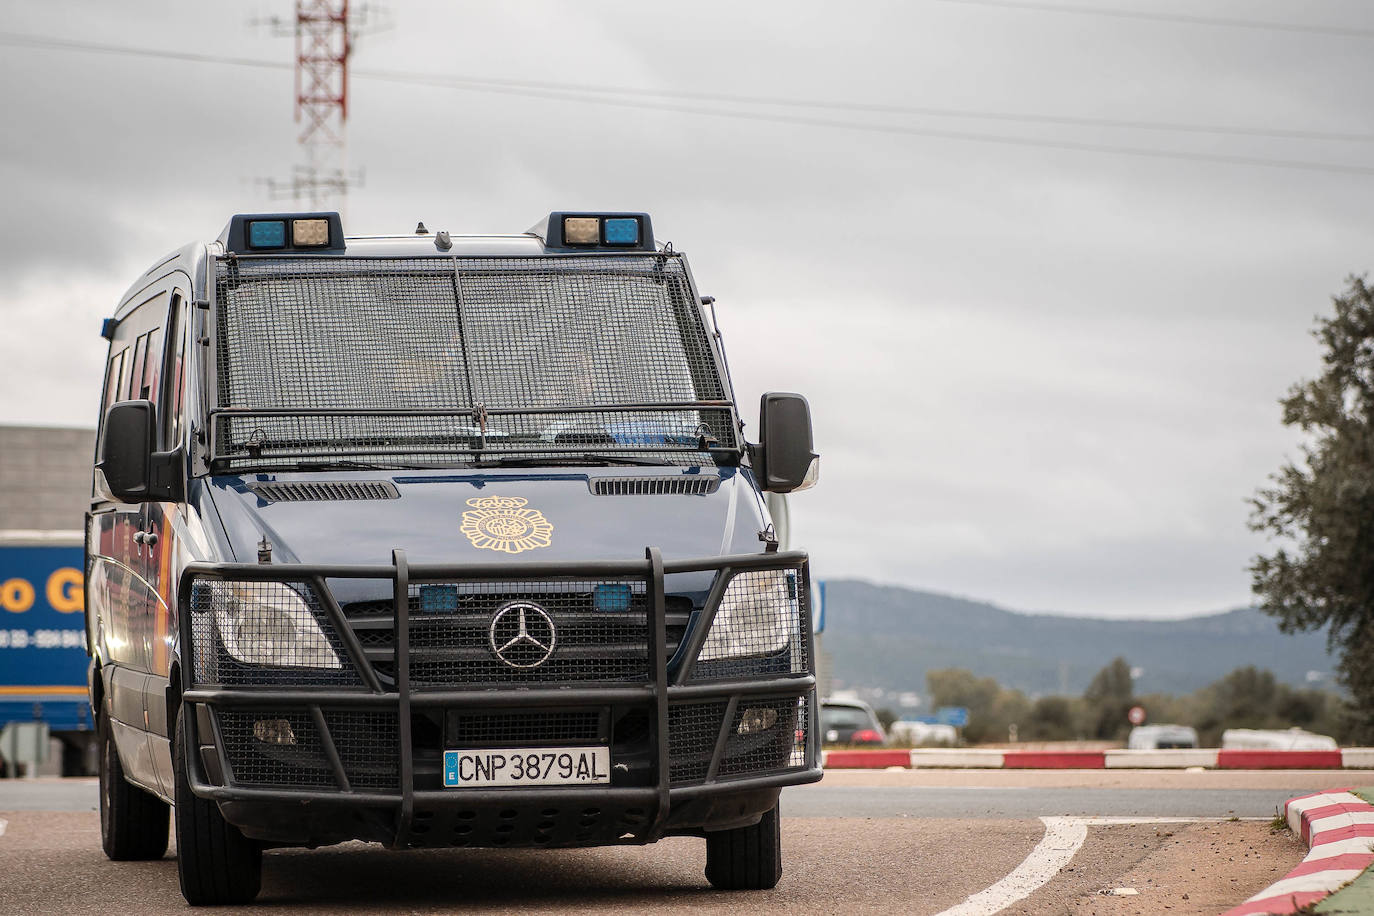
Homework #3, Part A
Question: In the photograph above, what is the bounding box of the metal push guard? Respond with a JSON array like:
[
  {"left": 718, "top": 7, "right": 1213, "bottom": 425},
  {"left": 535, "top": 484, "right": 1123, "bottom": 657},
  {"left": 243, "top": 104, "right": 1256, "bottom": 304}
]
[{"left": 177, "top": 548, "right": 819, "bottom": 848}]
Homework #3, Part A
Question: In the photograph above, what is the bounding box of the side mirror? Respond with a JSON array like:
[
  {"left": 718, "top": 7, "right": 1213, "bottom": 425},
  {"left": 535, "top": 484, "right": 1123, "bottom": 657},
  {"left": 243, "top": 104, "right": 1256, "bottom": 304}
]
[
  {"left": 97, "top": 400, "right": 184, "bottom": 502},
  {"left": 756, "top": 392, "right": 820, "bottom": 493}
]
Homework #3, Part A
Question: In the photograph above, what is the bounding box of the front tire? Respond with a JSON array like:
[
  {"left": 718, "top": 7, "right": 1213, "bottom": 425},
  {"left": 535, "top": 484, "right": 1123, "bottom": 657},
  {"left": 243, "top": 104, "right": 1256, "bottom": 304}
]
[
  {"left": 173, "top": 707, "right": 262, "bottom": 906},
  {"left": 98, "top": 707, "right": 169, "bottom": 861},
  {"left": 704, "top": 803, "right": 783, "bottom": 890}
]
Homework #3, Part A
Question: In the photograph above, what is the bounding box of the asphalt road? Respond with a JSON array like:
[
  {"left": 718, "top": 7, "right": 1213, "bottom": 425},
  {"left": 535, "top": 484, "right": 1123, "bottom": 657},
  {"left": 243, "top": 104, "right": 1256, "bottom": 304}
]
[
  {"left": 1, "top": 770, "right": 1348, "bottom": 818},
  {"left": 787, "top": 785, "right": 1301, "bottom": 818},
  {"left": 0, "top": 770, "right": 1362, "bottom": 915}
]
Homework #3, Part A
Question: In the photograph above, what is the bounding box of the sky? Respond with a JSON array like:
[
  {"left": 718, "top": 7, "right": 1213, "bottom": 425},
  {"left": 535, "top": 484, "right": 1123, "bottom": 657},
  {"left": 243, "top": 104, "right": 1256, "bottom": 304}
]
[{"left": 2, "top": 0, "right": 1372, "bottom": 619}]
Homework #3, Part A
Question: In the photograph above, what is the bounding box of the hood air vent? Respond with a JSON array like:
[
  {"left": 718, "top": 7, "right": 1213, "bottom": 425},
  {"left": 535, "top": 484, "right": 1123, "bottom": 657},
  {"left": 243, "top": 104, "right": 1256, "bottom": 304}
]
[
  {"left": 250, "top": 481, "right": 401, "bottom": 502},
  {"left": 591, "top": 477, "right": 720, "bottom": 497}
]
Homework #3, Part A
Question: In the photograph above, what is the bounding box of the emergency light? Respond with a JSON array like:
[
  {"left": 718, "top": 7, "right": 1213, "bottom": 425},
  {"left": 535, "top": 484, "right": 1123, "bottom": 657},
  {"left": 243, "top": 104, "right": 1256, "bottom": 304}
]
[
  {"left": 593, "top": 583, "right": 633, "bottom": 612},
  {"left": 219, "top": 212, "right": 346, "bottom": 254},
  {"left": 529, "top": 212, "right": 656, "bottom": 252}
]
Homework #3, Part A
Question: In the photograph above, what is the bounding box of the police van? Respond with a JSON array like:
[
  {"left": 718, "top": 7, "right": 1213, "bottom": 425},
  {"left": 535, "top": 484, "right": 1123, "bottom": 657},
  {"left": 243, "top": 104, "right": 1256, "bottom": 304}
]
[{"left": 88, "top": 211, "right": 821, "bottom": 905}]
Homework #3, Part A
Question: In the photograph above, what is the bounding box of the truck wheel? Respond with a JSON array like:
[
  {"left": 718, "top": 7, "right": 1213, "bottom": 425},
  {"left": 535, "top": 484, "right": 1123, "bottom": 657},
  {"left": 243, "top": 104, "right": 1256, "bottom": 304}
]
[
  {"left": 173, "top": 708, "right": 262, "bottom": 906},
  {"left": 704, "top": 803, "right": 783, "bottom": 890},
  {"left": 98, "top": 710, "right": 169, "bottom": 861}
]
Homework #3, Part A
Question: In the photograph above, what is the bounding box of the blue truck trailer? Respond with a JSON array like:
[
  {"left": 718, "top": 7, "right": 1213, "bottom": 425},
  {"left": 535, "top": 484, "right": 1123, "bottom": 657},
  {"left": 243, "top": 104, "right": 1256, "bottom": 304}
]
[{"left": 0, "top": 533, "right": 94, "bottom": 775}]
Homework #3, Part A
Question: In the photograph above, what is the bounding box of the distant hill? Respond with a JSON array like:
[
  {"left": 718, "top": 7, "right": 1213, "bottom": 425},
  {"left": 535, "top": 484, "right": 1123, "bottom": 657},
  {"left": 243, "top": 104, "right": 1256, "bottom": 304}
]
[{"left": 820, "top": 580, "right": 1337, "bottom": 701}]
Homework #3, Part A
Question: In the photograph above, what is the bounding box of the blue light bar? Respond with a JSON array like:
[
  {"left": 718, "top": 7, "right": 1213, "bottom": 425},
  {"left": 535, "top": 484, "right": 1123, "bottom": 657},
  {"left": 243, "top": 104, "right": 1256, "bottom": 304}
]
[
  {"left": 220, "top": 212, "right": 345, "bottom": 254},
  {"left": 593, "top": 583, "right": 633, "bottom": 612},
  {"left": 532, "top": 212, "right": 655, "bottom": 252},
  {"left": 603, "top": 217, "right": 640, "bottom": 246},
  {"left": 247, "top": 220, "right": 287, "bottom": 249}
]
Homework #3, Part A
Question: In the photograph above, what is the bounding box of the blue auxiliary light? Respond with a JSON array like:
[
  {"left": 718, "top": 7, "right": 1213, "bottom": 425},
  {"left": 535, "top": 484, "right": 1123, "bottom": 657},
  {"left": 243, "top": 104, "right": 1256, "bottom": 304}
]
[
  {"left": 603, "top": 218, "right": 639, "bottom": 246},
  {"left": 221, "top": 212, "right": 344, "bottom": 254},
  {"left": 419, "top": 585, "right": 459, "bottom": 614},
  {"left": 593, "top": 583, "right": 633, "bottom": 613},
  {"left": 247, "top": 220, "right": 288, "bottom": 249}
]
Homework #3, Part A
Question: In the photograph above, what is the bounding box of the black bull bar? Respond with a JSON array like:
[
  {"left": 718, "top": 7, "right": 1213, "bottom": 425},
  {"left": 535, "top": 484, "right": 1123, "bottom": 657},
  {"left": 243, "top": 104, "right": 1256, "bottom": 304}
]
[{"left": 177, "top": 547, "right": 820, "bottom": 846}]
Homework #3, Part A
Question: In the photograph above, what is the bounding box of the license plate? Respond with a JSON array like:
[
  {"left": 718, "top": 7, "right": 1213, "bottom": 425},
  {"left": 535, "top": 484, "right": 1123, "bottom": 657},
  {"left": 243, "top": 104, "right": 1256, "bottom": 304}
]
[{"left": 443, "top": 746, "right": 611, "bottom": 788}]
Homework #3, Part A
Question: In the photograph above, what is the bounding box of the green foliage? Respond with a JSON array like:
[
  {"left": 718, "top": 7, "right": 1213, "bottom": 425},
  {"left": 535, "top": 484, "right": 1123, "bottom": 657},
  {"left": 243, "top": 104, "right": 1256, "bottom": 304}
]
[
  {"left": 1023, "top": 695, "right": 1080, "bottom": 741},
  {"left": 1082, "top": 657, "right": 1134, "bottom": 740},
  {"left": 1252, "top": 276, "right": 1374, "bottom": 742},
  {"left": 925, "top": 663, "right": 1349, "bottom": 745},
  {"left": 925, "top": 668, "right": 1029, "bottom": 743}
]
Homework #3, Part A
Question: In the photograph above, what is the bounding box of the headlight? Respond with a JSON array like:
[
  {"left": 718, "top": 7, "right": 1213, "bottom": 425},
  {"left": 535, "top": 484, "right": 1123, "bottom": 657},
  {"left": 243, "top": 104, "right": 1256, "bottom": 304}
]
[
  {"left": 213, "top": 582, "right": 342, "bottom": 669},
  {"left": 697, "top": 570, "right": 798, "bottom": 662}
]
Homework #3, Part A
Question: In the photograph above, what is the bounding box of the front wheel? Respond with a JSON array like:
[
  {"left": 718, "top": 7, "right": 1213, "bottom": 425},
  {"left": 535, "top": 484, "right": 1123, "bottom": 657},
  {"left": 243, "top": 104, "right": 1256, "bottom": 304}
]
[
  {"left": 98, "top": 707, "right": 169, "bottom": 861},
  {"left": 704, "top": 803, "right": 783, "bottom": 890},
  {"left": 173, "top": 707, "right": 262, "bottom": 906}
]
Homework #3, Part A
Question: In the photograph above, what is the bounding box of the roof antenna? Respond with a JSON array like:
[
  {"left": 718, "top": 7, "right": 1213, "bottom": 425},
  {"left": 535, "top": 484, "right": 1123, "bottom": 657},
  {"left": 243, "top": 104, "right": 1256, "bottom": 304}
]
[{"left": 415, "top": 221, "right": 429, "bottom": 235}]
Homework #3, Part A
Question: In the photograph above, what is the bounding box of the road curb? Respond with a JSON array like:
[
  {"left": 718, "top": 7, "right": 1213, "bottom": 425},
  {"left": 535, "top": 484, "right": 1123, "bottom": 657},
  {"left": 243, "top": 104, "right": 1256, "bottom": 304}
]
[
  {"left": 820, "top": 748, "right": 1374, "bottom": 769},
  {"left": 1221, "top": 788, "right": 1374, "bottom": 915}
]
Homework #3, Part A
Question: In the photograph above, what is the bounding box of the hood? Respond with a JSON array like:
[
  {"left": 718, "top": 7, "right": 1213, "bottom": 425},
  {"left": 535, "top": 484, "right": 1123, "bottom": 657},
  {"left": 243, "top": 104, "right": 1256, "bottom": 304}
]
[{"left": 205, "top": 467, "right": 768, "bottom": 591}]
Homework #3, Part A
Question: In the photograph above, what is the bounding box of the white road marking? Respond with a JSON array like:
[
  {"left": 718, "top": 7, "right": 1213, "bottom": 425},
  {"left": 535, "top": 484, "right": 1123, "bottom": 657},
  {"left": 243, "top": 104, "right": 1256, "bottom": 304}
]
[
  {"left": 0, "top": 818, "right": 7, "bottom": 838},
  {"left": 931, "top": 816, "right": 1261, "bottom": 916},
  {"left": 932, "top": 817, "right": 1088, "bottom": 916}
]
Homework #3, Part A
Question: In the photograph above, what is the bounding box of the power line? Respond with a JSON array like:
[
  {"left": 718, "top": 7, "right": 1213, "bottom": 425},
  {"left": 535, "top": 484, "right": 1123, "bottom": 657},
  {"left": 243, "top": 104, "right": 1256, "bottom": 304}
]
[
  {"left": 352, "top": 65, "right": 1374, "bottom": 145},
  {"left": 927, "top": 0, "right": 1374, "bottom": 40},
  {"left": 3, "top": 30, "right": 1373, "bottom": 178},
  {"left": 6, "top": 30, "right": 1365, "bottom": 144},
  {"left": 354, "top": 69, "right": 1374, "bottom": 178}
]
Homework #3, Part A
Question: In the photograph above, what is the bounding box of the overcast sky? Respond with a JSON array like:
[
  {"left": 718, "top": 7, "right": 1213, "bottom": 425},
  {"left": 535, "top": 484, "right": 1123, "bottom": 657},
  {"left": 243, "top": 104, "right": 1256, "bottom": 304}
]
[{"left": 2, "top": 0, "right": 1372, "bottom": 619}]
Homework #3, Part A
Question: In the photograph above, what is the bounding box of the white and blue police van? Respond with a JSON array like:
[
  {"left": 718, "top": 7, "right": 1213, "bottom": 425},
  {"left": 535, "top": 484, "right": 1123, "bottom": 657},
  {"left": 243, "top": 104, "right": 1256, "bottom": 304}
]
[{"left": 88, "top": 210, "right": 821, "bottom": 904}]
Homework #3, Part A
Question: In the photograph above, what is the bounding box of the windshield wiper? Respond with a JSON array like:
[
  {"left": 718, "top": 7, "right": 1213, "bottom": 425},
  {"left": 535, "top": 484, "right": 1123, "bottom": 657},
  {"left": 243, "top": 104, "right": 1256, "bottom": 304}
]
[
  {"left": 292, "top": 460, "right": 427, "bottom": 471},
  {"left": 474, "top": 453, "right": 675, "bottom": 468}
]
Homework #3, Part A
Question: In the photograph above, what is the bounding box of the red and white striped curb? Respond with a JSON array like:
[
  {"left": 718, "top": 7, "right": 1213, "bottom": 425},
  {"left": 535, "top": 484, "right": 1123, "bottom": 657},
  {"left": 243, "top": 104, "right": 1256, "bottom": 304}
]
[
  {"left": 821, "top": 748, "right": 1374, "bottom": 769},
  {"left": 1221, "top": 789, "right": 1374, "bottom": 915}
]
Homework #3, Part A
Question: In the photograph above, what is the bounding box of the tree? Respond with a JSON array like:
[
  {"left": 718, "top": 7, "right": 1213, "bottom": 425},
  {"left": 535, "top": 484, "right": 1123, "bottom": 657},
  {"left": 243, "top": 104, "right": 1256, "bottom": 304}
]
[
  {"left": 1082, "top": 657, "right": 1133, "bottom": 740},
  {"left": 1024, "top": 695, "right": 1078, "bottom": 741},
  {"left": 1251, "top": 276, "right": 1374, "bottom": 741},
  {"left": 1192, "top": 666, "right": 1279, "bottom": 744},
  {"left": 925, "top": 668, "right": 1029, "bottom": 743}
]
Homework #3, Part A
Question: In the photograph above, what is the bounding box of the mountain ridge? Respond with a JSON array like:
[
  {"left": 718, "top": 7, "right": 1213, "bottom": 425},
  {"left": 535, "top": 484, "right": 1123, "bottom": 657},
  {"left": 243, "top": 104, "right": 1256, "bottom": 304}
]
[{"left": 820, "top": 579, "right": 1335, "bottom": 700}]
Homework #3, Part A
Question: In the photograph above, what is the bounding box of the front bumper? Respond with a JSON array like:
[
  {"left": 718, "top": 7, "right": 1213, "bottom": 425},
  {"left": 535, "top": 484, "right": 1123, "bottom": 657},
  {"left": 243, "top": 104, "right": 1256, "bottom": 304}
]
[{"left": 178, "top": 548, "right": 820, "bottom": 848}]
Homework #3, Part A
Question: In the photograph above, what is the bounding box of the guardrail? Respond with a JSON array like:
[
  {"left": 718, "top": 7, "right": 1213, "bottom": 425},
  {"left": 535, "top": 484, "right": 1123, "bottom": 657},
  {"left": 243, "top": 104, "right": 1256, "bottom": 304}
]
[{"left": 822, "top": 748, "right": 1374, "bottom": 769}]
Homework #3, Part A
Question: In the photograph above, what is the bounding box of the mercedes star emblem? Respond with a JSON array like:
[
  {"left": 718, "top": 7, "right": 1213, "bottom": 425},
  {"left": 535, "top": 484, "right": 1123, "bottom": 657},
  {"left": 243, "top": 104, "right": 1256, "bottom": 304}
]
[{"left": 488, "top": 601, "right": 557, "bottom": 668}]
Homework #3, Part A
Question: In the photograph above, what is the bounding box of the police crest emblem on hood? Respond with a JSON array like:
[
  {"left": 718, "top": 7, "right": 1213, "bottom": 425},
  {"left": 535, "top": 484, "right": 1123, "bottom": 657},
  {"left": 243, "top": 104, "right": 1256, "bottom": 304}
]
[{"left": 460, "top": 496, "right": 554, "bottom": 554}]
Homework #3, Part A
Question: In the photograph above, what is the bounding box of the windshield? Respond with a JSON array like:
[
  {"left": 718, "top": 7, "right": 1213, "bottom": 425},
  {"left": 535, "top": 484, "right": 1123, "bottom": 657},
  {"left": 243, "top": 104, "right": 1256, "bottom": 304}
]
[
  {"left": 821, "top": 706, "right": 876, "bottom": 731},
  {"left": 211, "top": 254, "right": 737, "bottom": 469}
]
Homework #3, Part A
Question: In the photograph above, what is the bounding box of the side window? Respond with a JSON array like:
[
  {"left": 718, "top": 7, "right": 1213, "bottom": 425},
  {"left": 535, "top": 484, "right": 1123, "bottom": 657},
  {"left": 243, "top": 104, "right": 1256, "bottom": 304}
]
[
  {"left": 127, "top": 334, "right": 147, "bottom": 401},
  {"left": 102, "top": 286, "right": 172, "bottom": 428},
  {"left": 96, "top": 348, "right": 127, "bottom": 458},
  {"left": 163, "top": 292, "right": 187, "bottom": 447},
  {"left": 139, "top": 327, "right": 162, "bottom": 401},
  {"left": 102, "top": 349, "right": 126, "bottom": 416}
]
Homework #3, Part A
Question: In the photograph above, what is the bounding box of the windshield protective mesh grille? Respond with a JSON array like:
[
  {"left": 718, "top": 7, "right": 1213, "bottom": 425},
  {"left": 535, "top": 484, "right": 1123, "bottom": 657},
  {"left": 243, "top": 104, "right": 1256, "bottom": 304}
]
[{"left": 213, "top": 255, "right": 736, "bottom": 469}]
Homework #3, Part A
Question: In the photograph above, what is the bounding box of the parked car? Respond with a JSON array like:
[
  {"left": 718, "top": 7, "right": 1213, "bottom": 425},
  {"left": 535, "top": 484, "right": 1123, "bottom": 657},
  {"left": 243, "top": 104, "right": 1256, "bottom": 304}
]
[
  {"left": 1221, "top": 728, "right": 1337, "bottom": 750},
  {"left": 888, "top": 720, "right": 958, "bottom": 747},
  {"left": 1127, "top": 725, "right": 1199, "bottom": 749},
  {"left": 820, "top": 698, "right": 886, "bottom": 746}
]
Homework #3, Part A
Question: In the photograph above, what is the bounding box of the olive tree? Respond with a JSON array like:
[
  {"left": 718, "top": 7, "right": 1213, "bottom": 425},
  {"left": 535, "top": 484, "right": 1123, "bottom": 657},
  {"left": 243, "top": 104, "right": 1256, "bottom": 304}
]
[{"left": 1251, "top": 276, "right": 1374, "bottom": 740}]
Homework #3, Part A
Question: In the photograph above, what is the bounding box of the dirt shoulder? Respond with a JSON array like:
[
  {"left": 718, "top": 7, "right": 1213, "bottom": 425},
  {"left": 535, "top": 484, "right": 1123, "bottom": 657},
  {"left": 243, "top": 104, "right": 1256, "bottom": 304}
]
[{"left": 1004, "top": 820, "right": 1306, "bottom": 916}]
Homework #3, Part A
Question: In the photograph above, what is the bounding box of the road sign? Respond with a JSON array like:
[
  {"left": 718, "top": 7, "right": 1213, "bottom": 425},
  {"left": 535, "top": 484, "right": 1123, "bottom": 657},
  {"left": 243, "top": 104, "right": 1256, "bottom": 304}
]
[
  {"left": 1128, "top": 705, "right": 1147, "bottom": 726},
  {"left": 936, "top": 706, "right": 969, "bottom": 727}
]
